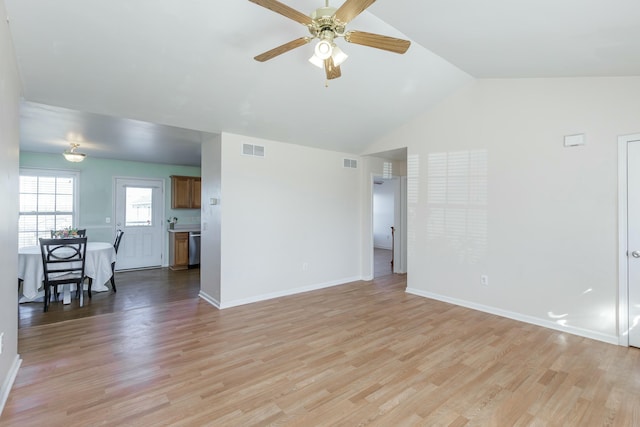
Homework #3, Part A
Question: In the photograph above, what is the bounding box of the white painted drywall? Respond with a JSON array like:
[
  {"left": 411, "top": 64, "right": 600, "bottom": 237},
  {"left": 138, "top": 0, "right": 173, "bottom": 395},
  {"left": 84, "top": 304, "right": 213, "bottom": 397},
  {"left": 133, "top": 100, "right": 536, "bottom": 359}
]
[
  {"left": 0, "top": 0, "right": 22, "bottom": 413},
  {"left": 364, "top": 77, "right": 640, "bottom": 343},
  {"left": 217, "top": 133, "right": 362, "bottom": 307},
  {"left": 199, "top": 134, "right": 222, "bottom": 305}
]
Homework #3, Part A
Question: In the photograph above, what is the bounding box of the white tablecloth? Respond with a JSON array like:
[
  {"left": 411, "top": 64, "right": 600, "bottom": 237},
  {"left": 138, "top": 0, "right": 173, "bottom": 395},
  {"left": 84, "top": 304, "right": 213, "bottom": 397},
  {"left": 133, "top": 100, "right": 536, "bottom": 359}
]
[{"left": 18, "top": 241, "right": 117, "bottom": 302}]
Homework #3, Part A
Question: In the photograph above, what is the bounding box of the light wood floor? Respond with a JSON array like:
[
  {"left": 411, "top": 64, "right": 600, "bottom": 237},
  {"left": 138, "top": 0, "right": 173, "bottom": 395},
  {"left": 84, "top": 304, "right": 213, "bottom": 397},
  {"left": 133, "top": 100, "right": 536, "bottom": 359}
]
[
  {"left": 3, "top": 270, "right": 640, "bottom": 426},
  {"left": 374, "top": 248, "right": 392, "bottom": 278}
]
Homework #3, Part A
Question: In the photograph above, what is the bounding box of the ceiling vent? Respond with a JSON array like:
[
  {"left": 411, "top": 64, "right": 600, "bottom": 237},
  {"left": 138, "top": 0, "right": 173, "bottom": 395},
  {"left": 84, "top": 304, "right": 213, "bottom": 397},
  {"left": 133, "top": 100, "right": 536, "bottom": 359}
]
[
  {"left": 242, "top": 143, "right": 265, "bottom": 158},
  {"left": 343, "top": 158, "right": 357, "bottom": 169}
]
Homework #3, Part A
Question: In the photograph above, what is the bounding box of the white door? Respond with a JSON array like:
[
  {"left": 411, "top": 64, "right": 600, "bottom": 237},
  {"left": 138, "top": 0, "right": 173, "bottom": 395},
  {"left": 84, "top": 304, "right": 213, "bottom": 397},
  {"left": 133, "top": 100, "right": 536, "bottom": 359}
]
[
  {"left": 627, "top": 140, "right": 640, "bottom": 347},
  {"left": 114, "top": 178, "right": 164, "bottom": 270}
]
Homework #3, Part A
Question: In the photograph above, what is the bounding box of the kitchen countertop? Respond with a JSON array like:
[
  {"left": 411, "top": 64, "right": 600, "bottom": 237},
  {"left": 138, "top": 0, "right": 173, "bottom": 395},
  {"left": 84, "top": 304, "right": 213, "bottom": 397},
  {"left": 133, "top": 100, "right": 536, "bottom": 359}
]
[{"left": 168, "top": 226, "right": 201, "bottom": 233}]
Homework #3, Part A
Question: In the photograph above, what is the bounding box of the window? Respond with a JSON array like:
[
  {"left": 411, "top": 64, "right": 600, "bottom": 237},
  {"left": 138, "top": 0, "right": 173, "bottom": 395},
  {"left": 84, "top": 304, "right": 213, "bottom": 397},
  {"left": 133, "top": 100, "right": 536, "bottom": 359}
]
[
  {"left": 19, "top": 169, "right": 79, "bottom": 247},
  {"left": 125, "top": 186, "right": 153, "bottom": 227}
]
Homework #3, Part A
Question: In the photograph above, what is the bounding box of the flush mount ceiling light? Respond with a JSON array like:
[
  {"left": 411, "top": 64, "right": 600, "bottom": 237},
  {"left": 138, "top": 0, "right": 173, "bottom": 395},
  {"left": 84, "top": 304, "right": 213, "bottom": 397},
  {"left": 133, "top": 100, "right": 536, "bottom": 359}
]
[
  {"left": 249, "top": 0, "right": 411, "bottom": 82},
  {"left": 62, "top": 143, "right": 86, "bottom": 162}
]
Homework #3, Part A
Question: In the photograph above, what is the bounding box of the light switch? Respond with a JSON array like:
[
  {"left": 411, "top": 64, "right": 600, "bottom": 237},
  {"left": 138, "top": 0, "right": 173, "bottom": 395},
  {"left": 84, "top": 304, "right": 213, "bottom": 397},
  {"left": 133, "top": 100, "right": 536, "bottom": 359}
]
[
  {"left": 210, "top": 198, "right": 218, "bottom": 205},
  {"left": 106, "top": 217, "right": 111, "bottom": 223}
]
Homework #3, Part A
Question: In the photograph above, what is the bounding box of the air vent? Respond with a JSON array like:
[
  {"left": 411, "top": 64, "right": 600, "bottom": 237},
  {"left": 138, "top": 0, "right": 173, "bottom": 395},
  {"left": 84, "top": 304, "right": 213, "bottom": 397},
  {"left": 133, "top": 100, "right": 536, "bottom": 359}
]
[
  {"left": 343, "top": 158, "right": 357, "bottom": 169},
  {"left": 242, "top": 143, "right": 265, "bottom": 158}
]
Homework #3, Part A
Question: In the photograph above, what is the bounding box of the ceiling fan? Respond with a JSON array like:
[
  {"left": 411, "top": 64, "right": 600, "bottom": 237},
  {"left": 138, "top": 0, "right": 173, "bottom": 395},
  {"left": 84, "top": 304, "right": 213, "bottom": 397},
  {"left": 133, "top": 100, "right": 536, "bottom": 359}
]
[{"left": 249, "top": 0, "right": 411, "bottom": 81}]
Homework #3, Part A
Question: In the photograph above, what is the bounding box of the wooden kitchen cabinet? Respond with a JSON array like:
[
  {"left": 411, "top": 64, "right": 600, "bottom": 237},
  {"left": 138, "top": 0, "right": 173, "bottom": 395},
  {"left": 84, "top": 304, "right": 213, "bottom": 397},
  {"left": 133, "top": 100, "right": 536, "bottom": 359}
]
[
  {"left": 171, "top": 175, "right": 201, "bottom": 209},
  {"left": 191, "top": 178, "right": 201, "bottom": 209},
  {"left": 169, "top": 231, "right": 189, "bottom": 270}
]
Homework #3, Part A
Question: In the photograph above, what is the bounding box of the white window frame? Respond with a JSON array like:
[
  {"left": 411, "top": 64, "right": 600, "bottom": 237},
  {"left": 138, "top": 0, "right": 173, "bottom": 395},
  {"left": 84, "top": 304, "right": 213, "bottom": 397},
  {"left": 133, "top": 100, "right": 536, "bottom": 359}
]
[{"left": 19, "top": 168, "right": 80, "bottom": 247}]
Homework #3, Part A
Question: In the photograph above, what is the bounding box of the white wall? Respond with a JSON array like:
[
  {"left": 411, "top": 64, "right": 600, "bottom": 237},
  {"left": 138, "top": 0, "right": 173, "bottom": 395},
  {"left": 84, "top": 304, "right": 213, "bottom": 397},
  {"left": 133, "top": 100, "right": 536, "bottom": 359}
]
[
  {"left": 364, "top": 77, "right": 640, "bottom": 344},
  {"left": 0, "top": 0, "right": 21, "bottom": 413},
  {"left": 199, "top": 134, "right": 222, "bottom": 305},
  {"left": 373, "top": 180, "right": 394, "bottom": 249},
  {"left": 215, "top": 133, "right": 362, "bottom": 307}
]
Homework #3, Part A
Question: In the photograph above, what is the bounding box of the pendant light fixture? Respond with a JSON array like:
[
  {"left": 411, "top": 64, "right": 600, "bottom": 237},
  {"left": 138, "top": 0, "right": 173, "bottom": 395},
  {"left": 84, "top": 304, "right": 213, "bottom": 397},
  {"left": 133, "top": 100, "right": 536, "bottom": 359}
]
[{"left": 62, "top": 143, "right": 86, "bottom": 162}]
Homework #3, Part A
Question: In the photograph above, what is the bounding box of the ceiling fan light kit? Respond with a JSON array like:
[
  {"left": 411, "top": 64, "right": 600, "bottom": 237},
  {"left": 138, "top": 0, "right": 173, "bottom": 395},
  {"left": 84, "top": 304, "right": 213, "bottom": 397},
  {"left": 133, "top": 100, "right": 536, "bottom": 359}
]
[
  {"left": 330, "top": 45, "right": 348, "bottom": 65},
  {"left": 314, "top": 39, "right": 333, "bottom": 60},
  {"left": 249, "top": 0, "right": 410, "bottom": 83}
]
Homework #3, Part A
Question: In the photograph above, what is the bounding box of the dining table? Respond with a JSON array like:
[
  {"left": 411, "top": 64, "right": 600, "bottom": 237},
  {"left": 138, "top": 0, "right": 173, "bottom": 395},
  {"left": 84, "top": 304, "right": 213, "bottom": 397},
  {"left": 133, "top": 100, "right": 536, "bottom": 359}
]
[{"left": 18, "top": 241, "right": 117, "bottom": 304}]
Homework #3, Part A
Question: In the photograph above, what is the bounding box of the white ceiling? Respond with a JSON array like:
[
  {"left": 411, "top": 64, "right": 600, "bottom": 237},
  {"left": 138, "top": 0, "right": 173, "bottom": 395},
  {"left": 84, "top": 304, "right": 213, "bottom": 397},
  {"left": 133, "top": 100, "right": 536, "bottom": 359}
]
[{"left": 6, "top": 0, "right": 640, "bottom": 166}]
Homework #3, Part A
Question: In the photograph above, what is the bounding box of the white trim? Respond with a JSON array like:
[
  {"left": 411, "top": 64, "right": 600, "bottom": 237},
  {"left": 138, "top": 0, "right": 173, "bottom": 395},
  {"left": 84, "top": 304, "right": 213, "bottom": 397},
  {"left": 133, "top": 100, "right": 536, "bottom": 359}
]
[
  {"left": 0, "top": 355, "right": 22, "bottom": 416},
  {"left": 368, "top": 173, "right": 376, "bottom": 279},
  {"left": 617, "top": 133, "right": 640, "bottom": 347},
  {"left": 397, "top": 176, "right": 408, "bottom": 274},
  {"left": 19, "top": 166, "right": 81, "bottom": 176},
  {"left": 216, "top": 276, "right": 361, "bottom": 309},
  {"left": 198, "top": 290, "right": 221, "bottom": 309},
  {"left": 406, "top": 288, "right": 619, "bottom": 345}
]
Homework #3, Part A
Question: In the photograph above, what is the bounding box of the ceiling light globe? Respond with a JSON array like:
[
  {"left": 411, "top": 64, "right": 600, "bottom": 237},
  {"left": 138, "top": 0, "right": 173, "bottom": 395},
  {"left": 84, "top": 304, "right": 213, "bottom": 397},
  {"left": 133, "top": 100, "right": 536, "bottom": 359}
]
[
  {"left": 314, "top": 40, "right": 333, "bottom": 60},
  {"left": 62, "top": 142, "right": 87, "bottom": 162},
  {"left": 308, "top": 54, "right": 324, "bottom": 69},
  {"left": 332, "top": 45, "right": 348, "bottom": 67}
]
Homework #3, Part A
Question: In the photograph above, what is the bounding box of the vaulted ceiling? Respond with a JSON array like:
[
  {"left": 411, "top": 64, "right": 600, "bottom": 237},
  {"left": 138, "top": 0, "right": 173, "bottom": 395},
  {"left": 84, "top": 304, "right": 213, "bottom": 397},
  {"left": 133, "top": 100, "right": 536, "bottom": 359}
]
[{"left": 6, "top": 0, "right": 640, "bottom": 165}]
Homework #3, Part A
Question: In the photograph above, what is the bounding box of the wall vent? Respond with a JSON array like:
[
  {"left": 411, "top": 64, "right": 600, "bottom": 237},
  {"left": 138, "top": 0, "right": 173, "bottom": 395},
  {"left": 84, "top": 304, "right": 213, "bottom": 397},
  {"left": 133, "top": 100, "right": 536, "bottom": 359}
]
[
  {"left": 343, "top": 158, "right": 358, "bottom": 168},
  {"left": 242, "top": 143, "right": 265, "bottom": 158}
]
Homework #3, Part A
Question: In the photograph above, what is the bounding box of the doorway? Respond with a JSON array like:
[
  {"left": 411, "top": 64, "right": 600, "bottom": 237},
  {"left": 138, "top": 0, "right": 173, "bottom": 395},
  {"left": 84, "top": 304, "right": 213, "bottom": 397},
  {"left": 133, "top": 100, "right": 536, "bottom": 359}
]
[
  {"left": 618, "top": 133, "right": 640, "bottom": 347},
  {"left": 114, "top": 177, "right": 165, "bottom": 270},
  {"left": 368, "top": 149, "right": 408, "bottom": 279},
  {"left": 373, "top": 177, "right": 395, "bottom": 277}
]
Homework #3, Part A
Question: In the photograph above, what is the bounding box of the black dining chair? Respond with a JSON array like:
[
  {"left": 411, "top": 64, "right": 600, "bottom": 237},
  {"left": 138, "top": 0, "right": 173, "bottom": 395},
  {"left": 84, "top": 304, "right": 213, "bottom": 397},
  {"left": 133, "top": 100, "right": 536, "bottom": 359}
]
[
  {"left": 86, "top": 229, "right": 123, "bottom": 293},
  {"left": 39, "top": 237, "right": 88, "bottom": 312},
  {"left": 110, "top": 229, "right": 124, "bottom": 292}
]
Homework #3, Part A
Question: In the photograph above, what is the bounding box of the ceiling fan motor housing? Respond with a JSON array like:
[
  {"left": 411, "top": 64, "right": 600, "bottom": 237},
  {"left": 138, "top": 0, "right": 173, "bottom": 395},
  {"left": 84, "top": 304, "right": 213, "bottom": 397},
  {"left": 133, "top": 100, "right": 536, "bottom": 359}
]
[
  {"left": 309, "top": 6, "right": 346, "bottom": 38},
  {"left": 311, "top": 6, "right": 336, "bottom": 20}
]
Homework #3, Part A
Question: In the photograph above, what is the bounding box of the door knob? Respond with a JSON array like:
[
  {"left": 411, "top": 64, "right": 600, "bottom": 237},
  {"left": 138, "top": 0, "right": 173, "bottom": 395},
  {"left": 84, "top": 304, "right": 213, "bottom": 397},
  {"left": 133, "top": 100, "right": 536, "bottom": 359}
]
[{"left": 632, "top": 251, "right": 640, "bottom": 258}]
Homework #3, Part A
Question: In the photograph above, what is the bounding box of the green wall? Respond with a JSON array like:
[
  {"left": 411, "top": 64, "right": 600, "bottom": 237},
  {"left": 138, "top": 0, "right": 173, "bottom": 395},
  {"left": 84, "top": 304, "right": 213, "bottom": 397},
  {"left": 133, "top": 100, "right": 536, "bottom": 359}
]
[{"left": 20, "top": 151, "right": 201, "bottom": 251}]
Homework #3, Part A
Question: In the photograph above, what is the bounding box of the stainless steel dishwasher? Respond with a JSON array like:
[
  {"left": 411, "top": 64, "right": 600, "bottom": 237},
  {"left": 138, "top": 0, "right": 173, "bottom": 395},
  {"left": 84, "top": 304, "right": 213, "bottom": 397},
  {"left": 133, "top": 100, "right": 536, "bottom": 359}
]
[{"left": 188, "top": 231, "right": 201, "bottom": 268}]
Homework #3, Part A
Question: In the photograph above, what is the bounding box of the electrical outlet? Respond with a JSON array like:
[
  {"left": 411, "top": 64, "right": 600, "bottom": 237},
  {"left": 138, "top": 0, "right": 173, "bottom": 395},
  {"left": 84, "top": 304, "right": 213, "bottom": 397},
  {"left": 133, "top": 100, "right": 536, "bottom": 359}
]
[{"left": 480, "top": 275, "right": 489, "bottom": 286}]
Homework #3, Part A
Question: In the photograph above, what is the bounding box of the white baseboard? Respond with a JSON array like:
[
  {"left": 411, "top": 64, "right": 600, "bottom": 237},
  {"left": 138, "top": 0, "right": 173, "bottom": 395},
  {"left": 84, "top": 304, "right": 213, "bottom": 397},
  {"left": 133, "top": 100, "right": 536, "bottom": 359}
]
[
  {"left": 217, "top": 276, "right": 361, "bottom": 309},
  {"left": 0, "top": 355, "right": 22, "bottom": 417},
  {"left": 198, "top": 290, "right": 221, "bottom": 309},
  {"left": 406, "top": 287, "right": 619, "bottom": 345}
]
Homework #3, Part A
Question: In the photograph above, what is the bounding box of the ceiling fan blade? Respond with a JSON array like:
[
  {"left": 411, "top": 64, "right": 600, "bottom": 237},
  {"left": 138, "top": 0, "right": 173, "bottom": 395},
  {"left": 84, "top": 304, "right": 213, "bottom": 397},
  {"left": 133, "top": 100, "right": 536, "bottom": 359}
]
[
  {"left": 333, "top": 0, "right": 377, "bottom": 24},
  {"left": 324, "top": 57, "right": 342, "bottom": 80},
  {"left": 254, "top": 37, "right": 311, "bottom": 62},
  {"left": 249, "top": 0, "right": 313, "bottom": 26},
  {"left": 345, "top": 30, "right": 411, "bottom": 54}
]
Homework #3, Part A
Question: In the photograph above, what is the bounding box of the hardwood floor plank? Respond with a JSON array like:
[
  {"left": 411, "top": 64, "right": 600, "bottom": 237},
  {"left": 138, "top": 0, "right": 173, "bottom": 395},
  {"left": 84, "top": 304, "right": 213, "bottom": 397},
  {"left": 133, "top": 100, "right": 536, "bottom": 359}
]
[{"left": 3, "top": 268, "right": 640, "bottom": 426}]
